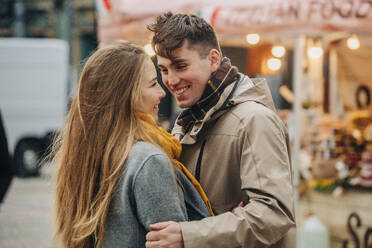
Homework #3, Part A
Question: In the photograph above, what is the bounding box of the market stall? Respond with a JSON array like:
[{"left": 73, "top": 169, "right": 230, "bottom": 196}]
[
  {"left": 295, "top": 34, "right": 372, "bottom": 247},
  {"left": 95, "top": 0, "right": 372, "bottom": 246}
]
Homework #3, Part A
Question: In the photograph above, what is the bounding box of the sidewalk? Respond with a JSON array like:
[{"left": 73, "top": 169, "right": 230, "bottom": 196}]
[{"left": 0, "top": 165, "right": 57, "bottom": 248}]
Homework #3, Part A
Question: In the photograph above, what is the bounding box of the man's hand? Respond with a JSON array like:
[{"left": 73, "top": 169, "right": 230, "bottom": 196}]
[
  {"left": 232, "top": 201, "right": 244, "bottom": 213},
  {"left": 145, "top": 221, "right": 184, "bottom": 248}
]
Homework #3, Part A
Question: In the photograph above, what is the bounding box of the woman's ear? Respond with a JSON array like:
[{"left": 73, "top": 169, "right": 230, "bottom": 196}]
[{"left": 208, "top": 49, "right": 221, "bottom": 73}]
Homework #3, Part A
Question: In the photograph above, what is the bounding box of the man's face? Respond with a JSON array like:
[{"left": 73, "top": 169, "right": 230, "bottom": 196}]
[{"left": 157, "top": 42, "right": 218, "bottom": 108}]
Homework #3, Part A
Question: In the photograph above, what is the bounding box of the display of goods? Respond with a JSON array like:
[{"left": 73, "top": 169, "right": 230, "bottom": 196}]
[
  {"left": 359, "top": 151, "right": 372, "bottom": 187},
  {"left": 364, "top": 123, "right": 372, "bottom": 141},
  {"left": 311, "top": 158, "right": 338, "bottom": 179},
  {"left": 344, "top": 152, "right": 362, "bottom": 167}
]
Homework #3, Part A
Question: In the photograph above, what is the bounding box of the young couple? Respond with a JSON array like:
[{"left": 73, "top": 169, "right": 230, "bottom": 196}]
[{"left": 53, "top": 12, "right": 295, "bottom": 248}]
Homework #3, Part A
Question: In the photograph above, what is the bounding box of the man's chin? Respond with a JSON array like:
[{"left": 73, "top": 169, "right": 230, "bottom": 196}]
[
  {"left": 176, "top": 97, "right": 198, "bottom": 109},
  {"left": 177, "top": 102, "right": 191, "bottom": 109}
]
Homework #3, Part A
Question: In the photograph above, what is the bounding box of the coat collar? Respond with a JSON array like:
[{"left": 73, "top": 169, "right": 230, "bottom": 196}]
[{"left": 172, "top": 74, "right": 276, "bottom": 144}]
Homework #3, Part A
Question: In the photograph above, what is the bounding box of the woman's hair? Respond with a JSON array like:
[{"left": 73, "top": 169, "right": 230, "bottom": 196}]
[{"left": 52, "top": 41, "right": 149, "bottom": 248}]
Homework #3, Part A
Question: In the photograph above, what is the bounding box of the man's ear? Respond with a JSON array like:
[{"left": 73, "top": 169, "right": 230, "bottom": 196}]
[{"left": 208, "top": 49, "right": 221, "bottom": 73}]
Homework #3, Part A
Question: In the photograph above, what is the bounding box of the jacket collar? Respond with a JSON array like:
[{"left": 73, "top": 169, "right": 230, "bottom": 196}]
[{"left": 172, "top": 74, "right": 276, "bottom": 144}]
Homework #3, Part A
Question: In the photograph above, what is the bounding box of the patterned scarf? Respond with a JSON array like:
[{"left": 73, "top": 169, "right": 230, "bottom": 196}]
[
  {"left": 138, "top": 113, "right": 214, "bottom": 216},
  {"left": 176, "top": 57, "right": 239, "bottom": 131}
]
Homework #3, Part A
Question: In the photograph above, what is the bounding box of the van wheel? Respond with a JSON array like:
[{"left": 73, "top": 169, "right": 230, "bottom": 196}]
[{"left": 13, "top": 138, "right": 43, "bottom": 177}]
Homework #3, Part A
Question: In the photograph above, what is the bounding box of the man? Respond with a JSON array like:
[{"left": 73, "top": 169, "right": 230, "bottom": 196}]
[{"left": 146, "top": 12, "right": 296, "bottom": 248}]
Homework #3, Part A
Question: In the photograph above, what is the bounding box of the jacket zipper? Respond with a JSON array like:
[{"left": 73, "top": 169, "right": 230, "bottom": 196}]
[{"left": 195, "top": 140, "right": 206, "bottom": 182}]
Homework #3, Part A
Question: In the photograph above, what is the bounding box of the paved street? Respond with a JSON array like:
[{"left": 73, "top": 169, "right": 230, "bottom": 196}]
[{"left": 0, "top": 165, "right": 57, "bottom": 248}]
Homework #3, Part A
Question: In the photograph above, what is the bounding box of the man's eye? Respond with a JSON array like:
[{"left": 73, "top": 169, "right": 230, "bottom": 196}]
[
  {"left": 160, "top": 69, "right": 168, "bottom": 74},
  {"left": 176, "top": 65, "right": 186, "bottom": 70}
]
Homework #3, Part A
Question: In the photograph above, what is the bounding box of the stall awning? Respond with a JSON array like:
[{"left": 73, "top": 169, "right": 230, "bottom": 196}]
[{"left": 97, "top": 0, "right": 372, "bottom": 41}]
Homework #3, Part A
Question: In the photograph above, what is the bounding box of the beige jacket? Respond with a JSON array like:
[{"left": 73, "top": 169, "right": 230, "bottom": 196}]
[{"left": 173, "top": 74, "right": 296, "bottom": 247}]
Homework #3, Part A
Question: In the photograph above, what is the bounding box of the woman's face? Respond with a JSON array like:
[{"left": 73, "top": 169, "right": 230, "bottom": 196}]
[{"left": 137, "top": 58, "right": 166, "bottom": 121}]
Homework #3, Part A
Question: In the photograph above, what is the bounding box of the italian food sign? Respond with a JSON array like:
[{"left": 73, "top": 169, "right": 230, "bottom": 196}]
[{"left": 97, "top": 0, "right": 372, "bottom": 41}]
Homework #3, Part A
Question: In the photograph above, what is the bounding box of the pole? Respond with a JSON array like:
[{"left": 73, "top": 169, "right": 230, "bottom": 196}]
[
  {"left": 13, "top": 0, "right": 25, "bottom": 37},
  {"left": 66, "top": 0, "right": 74, "bottom": 111},
  {"left": 292, "top": 34, "right": 305, "bottom": 228}
]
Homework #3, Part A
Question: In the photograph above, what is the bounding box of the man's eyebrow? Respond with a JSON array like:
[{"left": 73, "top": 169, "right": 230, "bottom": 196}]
[
  {"left": 171, "top": 59, "right": 187, "bottom": 65},
  {"left": 158, "top": 58, "right": 187, "bottom": 68}
]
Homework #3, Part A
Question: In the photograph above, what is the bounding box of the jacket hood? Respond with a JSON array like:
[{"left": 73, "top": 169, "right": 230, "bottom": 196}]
[
  {"left": 172, "top": 74, "right": 276, "bottom": 144},
  {"left": 231, "top": 73, "right": 276, "bottom": 113}
]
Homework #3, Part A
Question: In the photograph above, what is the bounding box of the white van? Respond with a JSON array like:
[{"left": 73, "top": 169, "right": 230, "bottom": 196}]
[{"left": 0, "top": 38, "right": 68, "bottom": 177}]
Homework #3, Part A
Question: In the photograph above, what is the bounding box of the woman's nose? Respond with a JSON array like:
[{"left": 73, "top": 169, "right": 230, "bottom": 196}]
[{"left": 158, "top": 85, "right": 166, "bottom": 99}]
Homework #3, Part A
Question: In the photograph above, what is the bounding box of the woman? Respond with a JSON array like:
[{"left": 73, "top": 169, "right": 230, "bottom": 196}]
[{"left": 52, "top": 41, "right": 212, "bottom": 248}]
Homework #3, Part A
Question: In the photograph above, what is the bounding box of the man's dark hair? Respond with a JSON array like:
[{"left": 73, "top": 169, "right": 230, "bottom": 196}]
[{"left": 147, "top": 12, "right": 220, "bottom": 59}]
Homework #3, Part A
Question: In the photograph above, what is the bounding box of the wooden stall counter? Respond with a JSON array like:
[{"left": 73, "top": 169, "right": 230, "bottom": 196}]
[{"left": 299, "top": 189, "right": 372, "bottom": 247}]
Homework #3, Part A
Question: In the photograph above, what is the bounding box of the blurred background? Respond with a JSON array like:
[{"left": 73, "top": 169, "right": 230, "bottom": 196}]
[{"left": 1, "top": 0, "right": 372, "bottom": 247}]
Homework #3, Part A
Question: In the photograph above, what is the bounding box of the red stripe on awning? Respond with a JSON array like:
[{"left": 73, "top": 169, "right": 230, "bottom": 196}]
[
  {"left": 211, "top": 8, "right": 220, "bottom": 27},
  {"left": 103, "top": 0, "right": 112, "bottom": 11}
]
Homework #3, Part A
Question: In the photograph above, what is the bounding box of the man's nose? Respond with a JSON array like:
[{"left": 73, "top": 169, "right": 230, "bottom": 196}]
[{"left": 167, "top": 71, "right": 180, "bottom": 87}]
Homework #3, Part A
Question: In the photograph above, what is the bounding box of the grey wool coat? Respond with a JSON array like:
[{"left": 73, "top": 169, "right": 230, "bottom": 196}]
[{"left": 102, "top": 141, "right": 211, "bottom": 247}]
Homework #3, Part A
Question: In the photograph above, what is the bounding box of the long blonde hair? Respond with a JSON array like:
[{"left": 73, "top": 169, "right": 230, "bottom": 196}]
[{"left": 52, "top": 41, "right": 150, "bottom": 248}]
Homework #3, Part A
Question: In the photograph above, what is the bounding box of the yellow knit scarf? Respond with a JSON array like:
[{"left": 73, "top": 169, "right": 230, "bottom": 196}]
[{"left": 138, "top": 113, "right": 214, "bottom": 216}]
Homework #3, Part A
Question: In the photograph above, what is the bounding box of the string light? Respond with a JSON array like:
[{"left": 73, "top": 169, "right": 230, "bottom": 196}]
[
  {"left": 267, "top": 58, "right": 282, "bottom": 71},
  {"left": 347, "top": 34, "right": 360, "bottom": 50},
  {"left": 308, "top": 46, "right": 323, "bottom": 59},
  {"left": 246, "top": 34, "right": 260, "bottom": 45},
  {"left": 144, "top": 44, "right": 155, "bottom": 56},
  {"left": 272, "top": 45, "right": 286, "bottom": 58}
]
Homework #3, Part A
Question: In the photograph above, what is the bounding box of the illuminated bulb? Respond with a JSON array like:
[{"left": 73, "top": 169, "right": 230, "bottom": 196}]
[
  {"left": 246, "top": 33, "right": 260, "bottom": 45},
  {"left": 267, "top": 58, "right": 281, "bottom": 71},
  {"left": 272, "top": 45, "right": 286, "bottom": 58},
  {"left": 308, "top": 47, "right": 323, "bottom": 59},
  {"left": 347, "top": 35, "right": 360, "bottom": 50},
  {"left": 144, "top": 44, "right": 155, "bottom": 56}
]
